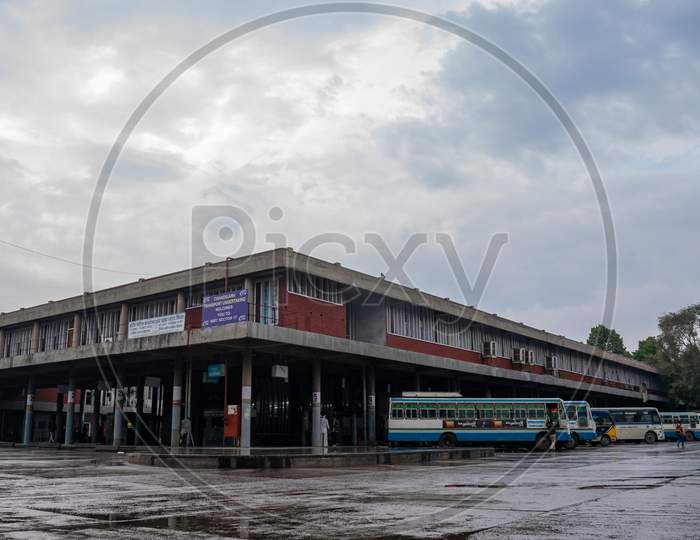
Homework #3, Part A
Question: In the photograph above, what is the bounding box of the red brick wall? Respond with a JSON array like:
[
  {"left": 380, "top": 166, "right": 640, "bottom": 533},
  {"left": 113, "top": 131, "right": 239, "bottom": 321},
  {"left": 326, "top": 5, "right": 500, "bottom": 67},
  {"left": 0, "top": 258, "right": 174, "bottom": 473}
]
[
  {"left": 521, "top": 364, "right": 546, "bottom": 375},
  {"left": 484, "top": 356, "right": 512, "bottom": 369},
  {"left": 385, "top": 334, "right": 482, "bottom": 364},
  {"left": 278, "top": 277, "right": 347, "bottom": 339}
]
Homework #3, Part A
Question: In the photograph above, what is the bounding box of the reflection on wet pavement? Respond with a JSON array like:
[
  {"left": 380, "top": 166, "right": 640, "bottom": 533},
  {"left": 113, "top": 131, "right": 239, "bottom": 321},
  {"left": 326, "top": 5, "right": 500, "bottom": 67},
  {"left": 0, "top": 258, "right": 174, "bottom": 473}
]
[{"left": 1, "top": 444, "right": 699, "bottom": 538}]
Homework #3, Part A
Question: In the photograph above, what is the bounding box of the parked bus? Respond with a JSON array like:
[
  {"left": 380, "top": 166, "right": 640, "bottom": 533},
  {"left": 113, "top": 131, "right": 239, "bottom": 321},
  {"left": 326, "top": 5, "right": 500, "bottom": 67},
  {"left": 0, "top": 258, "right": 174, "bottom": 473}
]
[
  {"left": 590, "top": 409, "right": 617, "bottom": 446},
  {"left": 660, "top": 412, "right": 698, "bottom": 441},
  {"left": 592, "top": 407, "right": 664, "bottom": 444},
  {"left": 388, "top": 393, "right": 571, "bottom": 449},
  {"left": 564, "top": 401, "right": 597, "bottom": 448}
]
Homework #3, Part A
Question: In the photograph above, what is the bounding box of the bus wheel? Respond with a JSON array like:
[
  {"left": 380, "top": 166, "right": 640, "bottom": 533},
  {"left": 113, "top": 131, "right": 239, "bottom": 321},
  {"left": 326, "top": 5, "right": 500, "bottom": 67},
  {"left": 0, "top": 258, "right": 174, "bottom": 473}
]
[
  {"left": 599, "top": 434, "right": 611, "bottom": 447},
  {"left": 644, "top": 431, "right": 657, "bottom": 444},
  {"left": 439, "top": 433, "right": 457, "bottom": 448},
  {"left": 685, "top": 432, "right": 694, "bottom": 442}
]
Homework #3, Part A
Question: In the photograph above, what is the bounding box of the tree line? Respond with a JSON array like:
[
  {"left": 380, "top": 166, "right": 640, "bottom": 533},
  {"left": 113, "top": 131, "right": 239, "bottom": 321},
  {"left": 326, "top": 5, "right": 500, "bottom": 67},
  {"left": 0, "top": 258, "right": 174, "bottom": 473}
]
[{"left": 586, "top": 303, "right": 700, "bottom": 409}]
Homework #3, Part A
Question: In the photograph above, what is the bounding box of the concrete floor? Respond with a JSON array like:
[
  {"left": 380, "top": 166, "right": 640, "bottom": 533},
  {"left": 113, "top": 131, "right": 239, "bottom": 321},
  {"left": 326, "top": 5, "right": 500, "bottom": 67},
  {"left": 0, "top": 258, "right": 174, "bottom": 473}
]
[{"left": 0, "top": 443, "right": 698, "bottom": 539}]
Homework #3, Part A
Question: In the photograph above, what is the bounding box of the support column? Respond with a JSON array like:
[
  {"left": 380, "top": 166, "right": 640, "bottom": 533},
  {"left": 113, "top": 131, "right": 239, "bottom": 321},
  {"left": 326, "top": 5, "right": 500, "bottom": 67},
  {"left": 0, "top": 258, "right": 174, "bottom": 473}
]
[
  {"left": 176, "top": 291, "right": 186, "bottom": 313},
  {"left": 90, "top": 386, "right": 100, "bottom": 444},
  {"left": 23, "top": 375, "right": 35, "bottom": 444},
  {"left": 30, "top": 321, "right": 40, "bottom": 353},
  {"left": 72, "top": 313, "right": 82, "bottom": 347},
  {"left": 118, "top": 303, "right": 129, "bottom": 341},
  {"left": 367, "top": 365, "right": 376, "bottom": 443},
  {"left": 311, "top": 358, "right": 321, "bottom": 447},
  {"left": 134, "top": 377, "right": 144, "bottom": 445},
  {"left": 241, "top": 349, "right": 253, "bottom": 448},
  {"left": 0, "top": 328, "right": 5, "bottom": 358},
  {"left": 64, "top": 372, "right": 76, "bottom": 445},
  {"left": 112, "top": 367, "right": 125, "bottom": 447},
  {"left": 171, "top": 362, "right": 183, "bottom": 448}
]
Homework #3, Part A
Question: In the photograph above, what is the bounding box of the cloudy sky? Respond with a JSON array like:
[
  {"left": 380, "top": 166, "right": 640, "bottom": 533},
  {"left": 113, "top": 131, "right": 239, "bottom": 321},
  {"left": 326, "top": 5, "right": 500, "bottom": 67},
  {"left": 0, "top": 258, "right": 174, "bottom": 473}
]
[{"left": 0, "top": 0, "right": 698, "bottom": 349}]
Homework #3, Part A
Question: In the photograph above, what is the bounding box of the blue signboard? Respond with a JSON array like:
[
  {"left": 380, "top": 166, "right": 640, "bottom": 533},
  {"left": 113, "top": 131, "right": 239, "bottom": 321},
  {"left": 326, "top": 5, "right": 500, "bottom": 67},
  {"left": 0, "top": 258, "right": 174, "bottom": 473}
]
[
  {"left": 202, "top": 289, "right": 248, "bottom": 328},
  {"left": 207, "top": 364, "right": 225, "bottom": 378}
]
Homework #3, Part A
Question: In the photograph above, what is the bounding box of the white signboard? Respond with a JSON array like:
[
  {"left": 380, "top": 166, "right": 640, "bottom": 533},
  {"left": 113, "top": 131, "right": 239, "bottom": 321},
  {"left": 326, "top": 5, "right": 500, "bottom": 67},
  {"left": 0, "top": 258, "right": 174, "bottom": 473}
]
[
  {"left": 128, "top": 313, "right": 185, "bottom": 339},
  {"left": 271, "top": 365, "right": 289, "bottom": 379}
]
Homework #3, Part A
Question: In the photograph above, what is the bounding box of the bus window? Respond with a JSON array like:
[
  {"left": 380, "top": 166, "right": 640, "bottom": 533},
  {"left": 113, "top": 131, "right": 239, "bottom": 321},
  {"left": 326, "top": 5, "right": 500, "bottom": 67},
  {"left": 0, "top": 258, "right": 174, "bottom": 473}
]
[
  {"left": 421, "top": 408, "right": 437, "bottom": 419},
  {"left": 482, "top": 408, "right": 494, "bottom": 419},
  {"left": 496, "top": 406, "right": 513, "bottom": 419},
  {"left": 536, "top": 408, "right": 545, "bottom": 419},
  {"left": 514, "top": 408, "right": 527, "bottom": 419},
  {"left": 406, "top": 409, "right": 418, "bottom": 419},
  {"left": 438, "top": 409, "right": 455, "bottom": 419},
  {"left": 392, "top": 408, "right": 404, "bottom": 419},
  {"left": 457, "top": 408, "right": 474, "bottom": 419}
]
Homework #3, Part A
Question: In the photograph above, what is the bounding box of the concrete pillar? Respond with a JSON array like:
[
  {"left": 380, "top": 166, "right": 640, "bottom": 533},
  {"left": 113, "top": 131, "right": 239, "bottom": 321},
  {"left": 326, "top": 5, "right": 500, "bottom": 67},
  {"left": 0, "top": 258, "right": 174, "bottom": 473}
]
[
  {"left": 0, "top": 328, "right": 6, "bottom": 357},
  {"left": 171, "top": 362, "right": 183, "bottom": 448},
  {"left": 23, "top": 375, "right": 35, "bottom": 444},
  {"left": 367, "top": 365, "right": 376, "bottom": 443},
  {"left": 176, "top": 292, "right": 186, "bottom": 313},
  {"left": 72, "top": 313, "right": 82, "bottom": 347},
  {"left": 244, "top": 277, "right": 254, "bottom": 320},
  {"left": 241, "top": 349, "right": 253, "bottom": 448},
  {"left": 113, "top": 367, "right": 125, "bottom": 446},
  {"left": 118, "top": 303, "right": 129, "bottom": 341},
  {"left": 134, "top": 377, "right": 143, "bottom": 445},
  {"left": 311, "top": 358, "right": 322, "bottom": 447},
  {"left": 30, "top": 321, "right": 40, "bottom": 353},
  {"left": 64, "top": 372, "right": 76, "bottom": 445},
  {"left": 91, "top": 387, "right": 100, "bottom": 444}
]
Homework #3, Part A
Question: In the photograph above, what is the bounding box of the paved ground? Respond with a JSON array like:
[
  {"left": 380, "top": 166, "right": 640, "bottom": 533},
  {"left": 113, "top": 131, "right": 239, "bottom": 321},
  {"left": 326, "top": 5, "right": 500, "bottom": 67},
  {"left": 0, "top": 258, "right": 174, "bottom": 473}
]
[{"left": 1, "top": 442, "right": 698, "bottom": 539}]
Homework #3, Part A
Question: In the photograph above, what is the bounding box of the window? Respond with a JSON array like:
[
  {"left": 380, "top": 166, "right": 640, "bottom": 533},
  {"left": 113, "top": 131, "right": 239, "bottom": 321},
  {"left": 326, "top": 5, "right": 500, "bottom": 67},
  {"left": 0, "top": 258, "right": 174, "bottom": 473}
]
[
  {"left": 81, "top": 309, "right": 121, "bottom": 345},
  {"left": 457, "top": 408, "right": 475, "bottom": 419},
  {"left": 420, "top": 408, "right": 437, "bottom": 419},
  {"left": 391, "top": 408, "right": 404, "bottom": 419},
  {"left": 406, "top": 408, "right": 418, "bottom": 419},
  {"left": 129, "top": 297, "right": 177, "bottom": 322},
  {"left": 39, "top": 318, "right": 71, "bottom": 352},
  {"left": 3, "top": 326, "right": 33, "bottom": 357},
  {"left": 288, "top": 271, "right": 343, "bottom": 304},
  {"left": 438, "top": 409, "right": 455, "bottom": 419}
]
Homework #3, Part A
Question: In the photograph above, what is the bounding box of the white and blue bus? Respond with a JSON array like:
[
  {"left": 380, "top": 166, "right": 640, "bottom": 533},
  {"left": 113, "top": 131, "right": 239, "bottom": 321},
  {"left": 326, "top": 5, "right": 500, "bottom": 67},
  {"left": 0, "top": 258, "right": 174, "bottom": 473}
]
[
  {"left": 388, "top": 393, "right": 571, "bottom": 449},
  {"left": 564, "top": 401, "right": 597, "bottom": 448},
  {"left": 660, "top": 412, "right": 698, "bottom": 441}
]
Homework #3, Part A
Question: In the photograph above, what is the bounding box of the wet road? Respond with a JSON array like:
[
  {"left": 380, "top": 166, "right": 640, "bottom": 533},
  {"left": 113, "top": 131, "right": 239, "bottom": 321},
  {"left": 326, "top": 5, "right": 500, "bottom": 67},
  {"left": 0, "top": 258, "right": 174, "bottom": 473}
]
[{"left": 1, "top": 443, "right": 698, "bottom": 539}]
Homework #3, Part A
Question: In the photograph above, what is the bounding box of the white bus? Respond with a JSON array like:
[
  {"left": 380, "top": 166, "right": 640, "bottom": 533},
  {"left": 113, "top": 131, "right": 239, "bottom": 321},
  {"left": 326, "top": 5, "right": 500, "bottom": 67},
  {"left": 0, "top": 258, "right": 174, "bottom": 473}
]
[
  {"left": 660, "top": 412, "right": 698, "bottom": 441},
  {"left": 388, "top": 393, "right": 571, "bottom": 449},
  {"left": 592, "top": 407, "right": 664, "bottom": 444}
]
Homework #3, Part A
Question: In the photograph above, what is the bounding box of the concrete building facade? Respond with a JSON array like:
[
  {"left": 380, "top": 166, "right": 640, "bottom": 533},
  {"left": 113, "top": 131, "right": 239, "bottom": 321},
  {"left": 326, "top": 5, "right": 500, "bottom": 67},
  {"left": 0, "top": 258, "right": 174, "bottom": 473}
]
[{"left": 0, "top": 248, "right": 664, "bottom": 447}]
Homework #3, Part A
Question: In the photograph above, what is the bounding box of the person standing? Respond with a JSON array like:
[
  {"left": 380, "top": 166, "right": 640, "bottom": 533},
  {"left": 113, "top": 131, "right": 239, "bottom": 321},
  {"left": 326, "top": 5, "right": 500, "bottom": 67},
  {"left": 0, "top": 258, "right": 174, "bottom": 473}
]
[
  {"left": 675, "top": 422, "right": 685, "bottom": 449},
  {"left": 320, "top": 414, "right": 330, "bottom": 448}
]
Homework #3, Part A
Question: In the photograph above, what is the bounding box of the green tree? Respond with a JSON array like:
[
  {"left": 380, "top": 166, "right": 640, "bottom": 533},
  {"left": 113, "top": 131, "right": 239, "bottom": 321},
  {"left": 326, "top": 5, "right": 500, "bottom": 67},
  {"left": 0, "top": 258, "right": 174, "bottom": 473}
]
[
  {"left": 655, "top": 303, "right": 700, "bottom": 408},
  {"left": 587, "top": 324, "right": 630, "bottom": 356},
  {"left": 633, "top": 336, "right": 658, "bottom": 363}
]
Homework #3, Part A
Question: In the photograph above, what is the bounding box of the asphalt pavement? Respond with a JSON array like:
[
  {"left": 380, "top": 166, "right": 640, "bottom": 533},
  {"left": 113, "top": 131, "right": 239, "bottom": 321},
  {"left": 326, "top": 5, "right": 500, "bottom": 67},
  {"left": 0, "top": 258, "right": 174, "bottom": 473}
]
[{"left": 0, "top": 442, "right": 698, "bottom": 539}]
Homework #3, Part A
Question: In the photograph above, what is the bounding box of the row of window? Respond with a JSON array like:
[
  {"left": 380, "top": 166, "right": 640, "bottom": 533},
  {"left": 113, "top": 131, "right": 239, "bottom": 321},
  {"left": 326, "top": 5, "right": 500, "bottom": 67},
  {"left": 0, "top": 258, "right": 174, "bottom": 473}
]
[
  {"left": 391, "top": 404, "right": 548, "bottom": 421},
  {"left": 385, "top": 300, "right": 655, "bottom": 388},
  {"left": 288, "top": 270, "right": 343, "bottom": 305}
]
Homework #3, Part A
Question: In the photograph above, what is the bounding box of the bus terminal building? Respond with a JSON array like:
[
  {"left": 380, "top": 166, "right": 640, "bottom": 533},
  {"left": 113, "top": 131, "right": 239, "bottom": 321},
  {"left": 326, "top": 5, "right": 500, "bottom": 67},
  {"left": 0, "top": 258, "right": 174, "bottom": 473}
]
[{"left": 0, "top": 248, "right": 664, "bottom": 448}]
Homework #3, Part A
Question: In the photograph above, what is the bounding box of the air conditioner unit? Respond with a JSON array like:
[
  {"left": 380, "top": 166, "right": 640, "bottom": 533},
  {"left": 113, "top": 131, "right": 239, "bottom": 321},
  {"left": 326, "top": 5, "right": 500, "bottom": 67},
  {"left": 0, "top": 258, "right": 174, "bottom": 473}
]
[
  {"left": 483, "top": 341, "right": 497, "bottom": 357},
  {"left": 545, "top": 355, "right": 558, "bottom": 371},
  {"left": 527, "top": 350, "right": 536, "bottom": 365}
]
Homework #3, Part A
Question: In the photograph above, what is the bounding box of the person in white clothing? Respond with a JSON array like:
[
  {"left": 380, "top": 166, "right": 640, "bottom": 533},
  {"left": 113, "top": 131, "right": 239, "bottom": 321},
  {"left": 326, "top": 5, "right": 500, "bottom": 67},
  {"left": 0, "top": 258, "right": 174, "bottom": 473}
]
[{"left": 320, "top": 414, "right": 330, "bottom": 447}]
